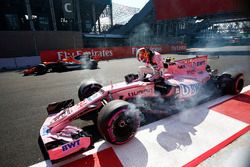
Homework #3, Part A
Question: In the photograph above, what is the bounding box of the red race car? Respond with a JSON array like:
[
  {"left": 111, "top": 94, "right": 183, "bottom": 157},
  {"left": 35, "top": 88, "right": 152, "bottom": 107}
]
[
  {"left": 23, "top": 54, "right": 98, "bottom": 76},
  {"left": 39, "top": 55, "right": 244, "bottom": 161}
]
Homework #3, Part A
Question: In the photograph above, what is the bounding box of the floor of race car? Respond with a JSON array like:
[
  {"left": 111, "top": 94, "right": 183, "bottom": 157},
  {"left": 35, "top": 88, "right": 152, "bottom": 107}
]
[{"left": 31, "top": 85, "right": 250, "bottom": 167}]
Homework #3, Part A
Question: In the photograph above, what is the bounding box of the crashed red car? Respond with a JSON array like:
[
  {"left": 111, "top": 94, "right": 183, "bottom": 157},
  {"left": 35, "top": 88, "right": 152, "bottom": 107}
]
[{"left": 23, "top": 55, "right": 98, "bottom": 76}]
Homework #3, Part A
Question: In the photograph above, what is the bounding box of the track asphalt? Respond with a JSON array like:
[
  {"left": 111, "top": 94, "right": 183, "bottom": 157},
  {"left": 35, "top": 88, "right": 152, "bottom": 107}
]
[{"left": 0, "top": 51, "right": 249, "bottom": 167}]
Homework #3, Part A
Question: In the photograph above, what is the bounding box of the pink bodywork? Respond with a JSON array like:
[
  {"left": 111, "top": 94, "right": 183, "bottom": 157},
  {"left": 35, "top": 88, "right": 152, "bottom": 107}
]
[{"left": 40, "top": 55, "right": 209, "bottom": 160}]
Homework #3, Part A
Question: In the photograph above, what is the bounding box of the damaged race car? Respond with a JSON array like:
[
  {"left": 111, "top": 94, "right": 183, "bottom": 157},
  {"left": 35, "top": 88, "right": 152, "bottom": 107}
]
[
  {"left": 23, "top": 54, "right": 98, "bottom": 76},
  {"left": 39, "top": 55, "right": 244, "bottom": 161}
]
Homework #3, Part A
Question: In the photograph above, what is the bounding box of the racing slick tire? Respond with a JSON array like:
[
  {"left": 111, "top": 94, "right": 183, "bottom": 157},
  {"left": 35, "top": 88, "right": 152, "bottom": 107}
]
[
  {"left": 229, "top": 73, "right": 244, "bottom": 95},
  {"left": 36, "top": 64, "right": 47, "bottom": 75},
  {"left": 78, "top": 82, "right": 102, "bottom": 101},
  {"left": 88, "top": 61, "right": 98, "bottom": 69},
  {"left": 78, "top": 81, "right": 102, "bottom": 122},
  {"left": 97, "top": 100, "right": 140, "bottom": 145},
  {"left": 51, "top": 63, "right": 66, "bottom": 72},
  {"left": 219, "top": 73, "right": 244, "bottom": 95}
]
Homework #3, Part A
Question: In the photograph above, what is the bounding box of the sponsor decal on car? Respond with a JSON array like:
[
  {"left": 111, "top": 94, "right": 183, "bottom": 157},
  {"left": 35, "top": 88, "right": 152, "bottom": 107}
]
[
  {"left": 62, "top": 139, "right": 80, "bottom": 152},
  {"left": 52, "top": 108, "right": 73, "bottom": 123},
  {"left": 128, "top": 88, "right": 153, "bottom": 97},
  {"left": 196, "top": 60, "right": 206, "bottom": 66},
  {"left": 180, "top": 83, "right": 200, "bottom": 97},
  {"left": 57, "top": 50, "right": 113, "bottom": 60}
]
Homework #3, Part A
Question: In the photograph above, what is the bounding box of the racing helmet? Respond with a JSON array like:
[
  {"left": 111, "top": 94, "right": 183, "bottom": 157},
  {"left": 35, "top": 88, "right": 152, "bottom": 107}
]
[{"left": 136, "top": 48, "right": 149, "bottom": 63}]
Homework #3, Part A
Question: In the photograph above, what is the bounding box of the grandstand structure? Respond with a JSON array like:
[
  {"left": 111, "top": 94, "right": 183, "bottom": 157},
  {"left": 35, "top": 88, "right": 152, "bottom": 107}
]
[
  {"left": 111, "top": 0, "right": 250, "bottom": 47},
  {"left": 84, "top": 2, "right": 140, "bottom": 47},
  {"left": 0, "top": 0, "right": 112, "bottom": 32}
]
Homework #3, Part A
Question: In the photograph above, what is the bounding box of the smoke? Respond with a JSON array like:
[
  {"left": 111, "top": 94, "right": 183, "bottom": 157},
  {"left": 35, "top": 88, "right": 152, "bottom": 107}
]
[
  {"left": 221, "top": 66, "right": 244, "bottom": 77},
  {"left": 128, "top": 23, "right": 166, "bottom": 46},
  {"left": 127, "top": 79, "right": 219, "bottom": 128},
  {"left": 131, "top": 94, "right": 181, "bottom": 126},
  {"left": 191, "top": 20, "right": 250, "bottom": 48},
  {"left": 80, "top": 58, "right": 91, "bottom": 69},
  {"left": 79, "top": 78, "right": 98, "bottom": 86},
  {"left": 190, "top": 32, "right": 224, "bottom": 48},
  {"left": 127, "top": 23, "right": 150, "bottom": 46},
  {"left": 78, "top": 66, "right": 109, "bottom": 89},
  {"left": 126, "top": 102, "right": 142, "bottom": 123}
]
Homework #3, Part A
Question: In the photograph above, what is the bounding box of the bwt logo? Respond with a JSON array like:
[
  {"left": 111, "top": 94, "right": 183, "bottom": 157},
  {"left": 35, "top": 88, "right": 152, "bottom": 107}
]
[{"left": 62, "top": 139, "right": 80, "bottom": 151}]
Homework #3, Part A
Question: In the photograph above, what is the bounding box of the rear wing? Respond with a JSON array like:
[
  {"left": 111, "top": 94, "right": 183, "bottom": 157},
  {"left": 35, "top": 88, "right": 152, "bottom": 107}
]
[{"left": 167, "top": 55, "right": 208, "bottom": 75}]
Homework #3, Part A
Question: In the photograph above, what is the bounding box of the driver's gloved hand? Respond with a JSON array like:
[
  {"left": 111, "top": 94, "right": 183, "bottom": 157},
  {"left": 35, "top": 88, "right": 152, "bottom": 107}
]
[
  {"left": 125, "top": 74, "right": 139, "bottom": 83},
  {"left": 149, "top": 76, "right": 155, "bottom": 82}
]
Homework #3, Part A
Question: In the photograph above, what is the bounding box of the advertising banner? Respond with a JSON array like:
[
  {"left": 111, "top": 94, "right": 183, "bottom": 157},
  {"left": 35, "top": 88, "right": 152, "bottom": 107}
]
[{"left": 40, "top": 44, "right": 187, "bottom": 62}]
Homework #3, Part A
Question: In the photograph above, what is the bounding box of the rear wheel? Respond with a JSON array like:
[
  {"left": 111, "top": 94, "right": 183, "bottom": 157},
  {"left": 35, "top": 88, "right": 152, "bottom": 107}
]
[
  {"left": 219, "top": 73, "right": 244, "bottom": 95},
  {"left": 97, "top": 100, "right": 140, "bottom": 145},
  {"left": 89, "top": 61, "right": 98, "bottom": 69},
  {"left": 231, "top": 74, "right": 244, "bottom": 94},
  {"left": 36, "top": 64, "right": 47, "bottom": 75}
]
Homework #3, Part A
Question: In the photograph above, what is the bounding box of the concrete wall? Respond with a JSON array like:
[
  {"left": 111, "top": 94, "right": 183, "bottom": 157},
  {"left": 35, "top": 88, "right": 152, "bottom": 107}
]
[{"left": 0, "top": 31, "right": 83, "bottom": 69}]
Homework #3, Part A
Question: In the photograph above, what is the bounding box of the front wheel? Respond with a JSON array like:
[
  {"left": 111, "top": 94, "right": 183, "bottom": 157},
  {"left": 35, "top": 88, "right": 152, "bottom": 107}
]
[
  {"left": 78, "top": 82, "right": 102, "bottom": 122},
  {"left": 97, "top": 100, "right": 140, "bottom": 145},
  {"left": 78, "top": 82, "right": 102, "bottom": 101}
]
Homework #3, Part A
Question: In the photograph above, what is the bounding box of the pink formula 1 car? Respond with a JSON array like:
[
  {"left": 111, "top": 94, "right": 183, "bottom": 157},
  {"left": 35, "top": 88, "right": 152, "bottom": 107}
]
[{"left": 40, "top": 55, "right": 244, "bottom": 161}]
